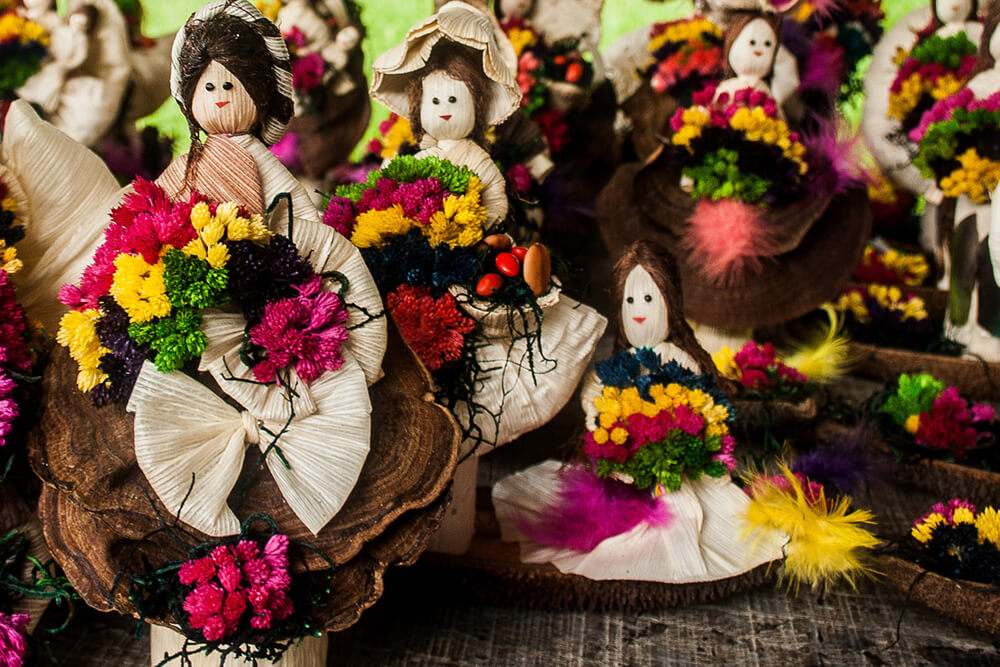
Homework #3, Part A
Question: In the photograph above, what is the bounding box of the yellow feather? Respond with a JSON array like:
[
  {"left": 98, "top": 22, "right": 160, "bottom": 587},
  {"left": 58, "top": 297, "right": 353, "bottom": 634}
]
[
  {"left": 782, "top": 306, "right": 856, "bottom": 383},
  {"left": 743, "top": 465, "right": 879, "bottom": 592}
]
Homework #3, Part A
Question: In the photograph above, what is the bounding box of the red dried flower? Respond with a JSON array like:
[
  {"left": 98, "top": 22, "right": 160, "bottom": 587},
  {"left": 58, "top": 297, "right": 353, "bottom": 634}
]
[{"left": 387, "top": 285, "right": 474, "bottom": 371}]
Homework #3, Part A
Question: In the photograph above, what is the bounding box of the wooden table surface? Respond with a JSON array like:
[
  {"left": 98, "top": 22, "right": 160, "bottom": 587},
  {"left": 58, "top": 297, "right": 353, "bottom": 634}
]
[{"left": 36, "top": 451, "right": 1000, "bottom": 666}]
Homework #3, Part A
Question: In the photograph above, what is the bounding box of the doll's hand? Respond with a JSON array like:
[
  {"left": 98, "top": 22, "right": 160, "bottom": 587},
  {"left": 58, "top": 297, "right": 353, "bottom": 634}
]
[
  {"left": 335, "top": 25, "right": 360, "bottom": 51},
  {"left": 924, "top": 185, "right": 945, "bottom": 206},
  {"left": 680, "top": 174, "right": 694, "bottom": 193}
]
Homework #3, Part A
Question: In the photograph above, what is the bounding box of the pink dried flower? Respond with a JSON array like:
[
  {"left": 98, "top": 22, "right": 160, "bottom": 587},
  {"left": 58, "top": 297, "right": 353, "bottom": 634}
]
[
  {"left": 249, "top": 274, "right": 350, "bottom": 384},
  {"left": 0, "top": 613, "right": 28, "bottom": 667},
  {"left": 292, "top": 52, "right": 325, "bottom": 95},
  {"left": 506, "top": 164, "right": 533, "bottom": 193},
  {"left": 178, "top": 557, "right": 216, "bottom": 586}
]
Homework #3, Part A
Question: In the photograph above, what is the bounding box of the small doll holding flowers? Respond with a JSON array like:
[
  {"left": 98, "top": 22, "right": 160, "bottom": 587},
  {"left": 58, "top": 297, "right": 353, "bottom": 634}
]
[
  {"left": 344, "top": 1, "right": 605, "bottom": 552},
  {"left": 493, "top": 240, "right": 784, "bottom": 584}
]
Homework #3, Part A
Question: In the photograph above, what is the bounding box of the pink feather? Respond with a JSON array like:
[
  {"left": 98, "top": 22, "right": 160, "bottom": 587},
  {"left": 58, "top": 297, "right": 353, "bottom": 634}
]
[
  {"left": 798, "top": 39, "right": 846, "bottom": 102},
  {"left": 514, "top": 467, "right": 672, "bottom": 552},
  {"left": 684, "top": 199, "right": 778, "bottom": 286},
  {"left": 803, "top": 117, "right": 871, "bottom": 197}
]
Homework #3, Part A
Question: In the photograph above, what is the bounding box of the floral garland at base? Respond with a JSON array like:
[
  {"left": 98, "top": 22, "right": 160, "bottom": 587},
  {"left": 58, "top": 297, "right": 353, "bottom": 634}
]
[
  {"left": 127, "top": 516, "right": 331, "bottom": 666},
  {"left": 585, "top": 349, "right": 735, "bottom": 493},
  {"left": 875, "top": 373, "right": 997, "bottom": 459},
  {"left": 852, "top": 244, "right": 930, "bottom": 287},
  {"left": 834, "top": 284, "right": 937, "bottom": 351},
  {"left": 906, "top": 498, "right": 1000, "bottom": 583},
  {"left": 712, "top": 341, "right": 809, "bottom": 402}
]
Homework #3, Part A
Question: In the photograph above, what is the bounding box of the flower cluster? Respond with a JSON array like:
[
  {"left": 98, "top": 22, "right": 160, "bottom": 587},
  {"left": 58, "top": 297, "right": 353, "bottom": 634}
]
[
  {"left": 365, "top": 113, "right": 416, "bottom": 161},
  {"left": 57, "top": 179, "right": 350, "bottom": 404},
  {"left": 786, "top": 0, "right": 883, "bottom": 106},
  {"left": 178, "top": 534, "right": 293, "bottom": 642},
  {"left": 0, "top": 178, "right": 32, "bottom": 451},
  {"left": 585, "top": 349, "right": 735, "bottom": 493},
  {"left": 0, "top": 10, "right": 48, "bottom": 99},
  {"left": 888, "top": 32, "right": 977, "bottom": 132},
  {"left": 834, "top": 284, "right": 936, "bottom": 350},
  {"left": 910, "top": 89, "right": 1000, "bottom": 203},
  {"left": 671, "top": 86, "right": 808, "bottom": 205},
  {"left": 645, "top": 17, "right": 723, "bottom": 103},
  {"left": 386, "top": 284, "right": 474, "bottom": 371},
  {"left": 330, "top": 155, "right": 486, "bottom": 250},
  {"left": 712, "top": 341, "right": 808, "bottom": 400},
  {"left": 0, "top": 612, "right": 27, "bottom": 667},
  {"left": 501, "top": 17, "right": 592, "bottom": 153},
  {"left": 852, "top": 244, "right": 929, "bottom": 287},
  {"left": 907, "top": 498, "right": 1000, "bottom": 584},
  {"left": 878, "top": 373, "right": 996, "bottom": 457}
]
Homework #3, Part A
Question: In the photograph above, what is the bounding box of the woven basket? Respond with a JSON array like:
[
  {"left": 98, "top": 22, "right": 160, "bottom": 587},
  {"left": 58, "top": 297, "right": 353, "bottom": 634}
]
[
  {"left": 848, "top": 342, "right": 1000, "bottom": 401},
  {"left": 818, "top": 421, "right": 1000, "bottom": 508},
  {"left": 878, "top": 554, "right": 1000, "bottom": 636},
  {"left": 411, "top": 496, "right": 777, "bottom": 612}
]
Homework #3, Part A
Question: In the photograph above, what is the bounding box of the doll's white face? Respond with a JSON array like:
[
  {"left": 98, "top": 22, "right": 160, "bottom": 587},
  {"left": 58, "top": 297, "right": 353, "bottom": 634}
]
[
  {"left": 991, "top": 26, "right": 1000, "bottom": 61},
  {"left": 191, "top": 60, "right": 259, "bottom": 136},
  {"left": 21, "top": 0, "right": 53, "bottom": 12},
  {"left": 419, "top": 70, "right": 476, "bottom": 142},
  {"left": 729, "top": 19, "right": 777, "bottom": 80},
  {"left": 500, "top": 0, "right": 534, "bottom": 17},
  {"left": 935, "top": 0, "right": 973, "bottom": 23},
  {"left": 621, "top": 266, "right": 669, "bottom": 349}
]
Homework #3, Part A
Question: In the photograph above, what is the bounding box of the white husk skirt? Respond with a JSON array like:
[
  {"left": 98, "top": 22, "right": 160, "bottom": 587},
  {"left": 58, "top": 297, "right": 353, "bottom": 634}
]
[{"left": 493, "top": 459, "right": 786, "bottom": 583}]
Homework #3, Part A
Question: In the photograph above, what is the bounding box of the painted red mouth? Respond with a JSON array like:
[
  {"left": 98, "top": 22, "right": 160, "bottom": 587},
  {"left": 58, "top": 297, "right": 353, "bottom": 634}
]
[
  {"left": 440, "top": 114, "right": 452, "bottom": 121},
  {"left": 215, "top": 101, "right": 230, "bottom": 108},
  {"left": 633, "top": 317, "right": 646, "bottom": 324},
  {"left": 754, "top": 50, "right": 763, "bottom": 57}
]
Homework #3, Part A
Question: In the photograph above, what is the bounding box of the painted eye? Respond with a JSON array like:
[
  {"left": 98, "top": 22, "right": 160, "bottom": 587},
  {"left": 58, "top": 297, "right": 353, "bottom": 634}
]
[
  {"left": 223, "top": 81, "right": 234, "bottom": 91},
  {"left": 750, "top": 39, "right": 757, "bottom": 46},
  {"left": 764, "top": 40, "right": 772, "bottom": 47},
  {"left": 205, "top": 82, "right": 215, "bottom": 91},
  {"left": 432, "top": 97, "right": 440, "bottom": 105},
  {"left": 448, "top": 95, "right": 457, "bottom": 103},
  {"left": 644, "top": 295, "right": 653, "bottom": 303},
  {"left": 626, "top": 297, "right": 634, "bottom": 304}
]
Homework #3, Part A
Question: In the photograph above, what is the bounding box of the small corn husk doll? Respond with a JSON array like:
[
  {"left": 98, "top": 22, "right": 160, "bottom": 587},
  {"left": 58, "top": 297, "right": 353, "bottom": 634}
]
[
  {"left": 941, "top": 7, "right": 1000, "bottom": 360},
  {"left": 364, "top": 1, "right": 606, "bottom": 552},
  {"left": 493, "top": 240, "right": 785, "bottom": 583}
]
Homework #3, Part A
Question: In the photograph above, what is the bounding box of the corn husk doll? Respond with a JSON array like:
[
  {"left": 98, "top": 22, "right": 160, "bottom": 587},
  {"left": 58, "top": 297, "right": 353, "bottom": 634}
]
[
  {"left": 46, "top": 0, "right": 388, "bottom": 538},
  {"left": 493, "top": 241, "right": 787, "bottom": 583},
  {"left": 267, "top": 0, "right": 371, "bottom": 183},
  {"left": 910, "top": 6, "right": 1000, "bottom": 360},
  {"left": 604, "top": 0, "right": 801, "bottom": 161},
  {"left": 598, "top": 9, "right": 870, "bottom": 354},
  {"left": 334, "top": 1, "right": 605, "bottom": 552},
  {"left": 862, "top": 0, "right": 983, "bottom": 264}
]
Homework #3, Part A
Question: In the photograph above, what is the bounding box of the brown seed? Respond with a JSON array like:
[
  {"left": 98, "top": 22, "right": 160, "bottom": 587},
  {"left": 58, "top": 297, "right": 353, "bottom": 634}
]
[
  {"left": 523, "top": 243, "right": 551, "bottom": 297},
  {"left": 483, "top": 233, "right": 513, "bottom": 251}
]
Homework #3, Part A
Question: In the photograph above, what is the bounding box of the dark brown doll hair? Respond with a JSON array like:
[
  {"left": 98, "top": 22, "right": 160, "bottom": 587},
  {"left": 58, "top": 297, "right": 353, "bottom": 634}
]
[
  {"left": 177, "top": 11, "right": 293, "bottom": 187},
  {"left": 930, "top": 0, "right": 979, "bottom": 30},
  {"left": 969, "top": 1, "right": 999, "bottom": 79},
  {"left": 407, "top": 43, "right": 491, "bottom": 147},
  {"left": 611, "top": 240, "right": 736, "bottom": 394},
  {"left": 722, "top": 11, "right": 783, "bottom": 80}
]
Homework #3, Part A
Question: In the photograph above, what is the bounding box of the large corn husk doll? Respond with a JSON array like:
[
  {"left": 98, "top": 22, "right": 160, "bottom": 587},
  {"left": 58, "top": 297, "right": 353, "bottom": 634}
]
[{"left": 344, "top": 1, "right": 605, "bottom": 552}]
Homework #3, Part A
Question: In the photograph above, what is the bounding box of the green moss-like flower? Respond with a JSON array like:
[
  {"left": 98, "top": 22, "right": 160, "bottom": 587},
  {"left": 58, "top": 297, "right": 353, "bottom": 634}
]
[
  {"left": 879, "top": 372, "right": 945, "bottom": 426},
  {"left": 128, "top": 308, "right": 207, "bottom": 372},
  {"left": 163, "top": 249, "right": 229, "bottom": 310}
]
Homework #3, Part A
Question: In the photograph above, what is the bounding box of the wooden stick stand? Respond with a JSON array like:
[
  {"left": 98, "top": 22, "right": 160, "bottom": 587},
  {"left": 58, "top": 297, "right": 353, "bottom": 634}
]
[
  {"left": 427, "top": 456, "right": 478, "bottom": 555},
  {"left": 150, "top": 625, "right": 329, "bottom": 666}
]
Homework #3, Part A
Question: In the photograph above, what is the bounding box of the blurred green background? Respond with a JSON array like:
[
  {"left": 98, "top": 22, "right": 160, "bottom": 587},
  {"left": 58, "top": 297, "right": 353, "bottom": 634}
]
[{"left": 131, "top": 0, "right": 927, "bottom": 157}]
